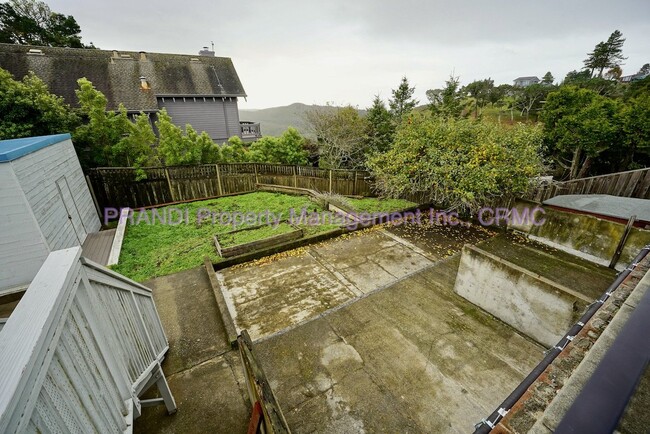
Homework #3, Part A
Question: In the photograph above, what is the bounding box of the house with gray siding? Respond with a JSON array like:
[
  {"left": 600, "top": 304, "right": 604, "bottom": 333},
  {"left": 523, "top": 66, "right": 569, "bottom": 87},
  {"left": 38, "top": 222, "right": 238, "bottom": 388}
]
[
  {"left": 0, "top": 134, "right": 101, "bottom": 293},
  {"left": 513, "top": 76, "right": 540, "bottom": 87},
  {"left": 0, "top": 44, "right": 261, "bottom": 143}
]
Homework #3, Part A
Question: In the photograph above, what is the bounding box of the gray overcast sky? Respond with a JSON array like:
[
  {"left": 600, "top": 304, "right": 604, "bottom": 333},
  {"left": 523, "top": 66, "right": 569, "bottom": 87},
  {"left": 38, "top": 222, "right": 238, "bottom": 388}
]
[{"left": 50, "top": 0, "right": 649, "bottom": 109}]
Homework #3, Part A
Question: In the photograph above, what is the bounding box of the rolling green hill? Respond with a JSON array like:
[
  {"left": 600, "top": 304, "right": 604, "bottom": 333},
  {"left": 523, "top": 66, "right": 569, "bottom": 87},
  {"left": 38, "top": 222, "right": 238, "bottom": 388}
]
[{"left": 239, "top": 103, "right": 365, "bottom": 138}]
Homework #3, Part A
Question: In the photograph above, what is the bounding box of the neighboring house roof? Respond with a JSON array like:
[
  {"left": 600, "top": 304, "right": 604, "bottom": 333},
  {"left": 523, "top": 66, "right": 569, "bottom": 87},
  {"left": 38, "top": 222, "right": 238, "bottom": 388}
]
[
  {"left": 544, "top": 194, "right": 650, "bottom": 224},
  {"left": 0, "top": 43, "right": 247, "bottom": 112},
  {"left": 620, "top": 72, "right": 649, "bottom": 83},
  {"left": 0, "top": 134, "right": 71, "bottom": 162},
  {"left": 514, "top": 76, "right": 540, "bottom": 82}
]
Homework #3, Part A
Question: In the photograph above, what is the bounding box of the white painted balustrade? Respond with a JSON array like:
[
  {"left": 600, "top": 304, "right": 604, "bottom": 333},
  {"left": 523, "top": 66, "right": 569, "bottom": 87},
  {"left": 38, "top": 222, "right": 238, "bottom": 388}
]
[{"left": 0, "top": 247, "right": 176, "bottom": 433}]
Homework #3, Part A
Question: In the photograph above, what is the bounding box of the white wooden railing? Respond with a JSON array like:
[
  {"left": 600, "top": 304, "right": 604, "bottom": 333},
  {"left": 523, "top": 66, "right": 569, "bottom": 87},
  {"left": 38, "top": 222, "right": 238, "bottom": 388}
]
[{"left": 0, "top": 247, "right": 176, "bottom": 433}]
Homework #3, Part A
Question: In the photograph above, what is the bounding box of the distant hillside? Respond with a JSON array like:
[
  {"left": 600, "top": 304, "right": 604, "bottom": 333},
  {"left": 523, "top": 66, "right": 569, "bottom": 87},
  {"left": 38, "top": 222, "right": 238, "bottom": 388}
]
[{"left": 239, "top": 103, "right": 365, "bottom": 138}]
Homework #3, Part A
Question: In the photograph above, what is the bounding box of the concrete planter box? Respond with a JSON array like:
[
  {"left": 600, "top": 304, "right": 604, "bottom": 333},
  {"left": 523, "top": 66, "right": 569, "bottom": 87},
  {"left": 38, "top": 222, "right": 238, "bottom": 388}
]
[
  {"left": 454, "top": 245, "right": 590, "bottom": 347},
  {"left": 214, "top": 224, "right": 304, "bottom": 258}
]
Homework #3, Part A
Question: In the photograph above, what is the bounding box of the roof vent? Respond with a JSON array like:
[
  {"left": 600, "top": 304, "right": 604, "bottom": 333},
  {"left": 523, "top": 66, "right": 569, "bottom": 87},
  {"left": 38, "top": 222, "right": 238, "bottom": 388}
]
[
  {"left": 139, "top": 76, "right": 150, "bottom": 90},
  {"left": 139, "top": 51, "right": 147, "bottom": 61},
  {"left": 27, "top": 48, "right": 43, "bottom": 55},
  {"left": 120, "top": 54, "right": 132, "bottom": 59}
]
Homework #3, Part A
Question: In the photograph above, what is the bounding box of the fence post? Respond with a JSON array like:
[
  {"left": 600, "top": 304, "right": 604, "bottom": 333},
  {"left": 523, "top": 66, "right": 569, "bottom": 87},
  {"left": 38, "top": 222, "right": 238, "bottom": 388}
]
[
  {"left": 329, "top": 170, "right": 333, "bottom": 194},
  {"left": 609, "top": 215, "right": 636, "bottom": 268},
  {"left": 164, "top": 168, "right": 176, "bottom": 202},
  {"left": 215, "top": 164, "right": 224, "bottom": 196},
  {"left": 254, "top": 164, "right": 259, "bottom": 185},
  {"left": 293, "top": 166, "right": 298, "bottom": 188},
  {"left": 85, "top": 174, "right": 102, "bottom": 220},
  {"left": 353, "top": 171, "right": 358, "bottom": 196}
]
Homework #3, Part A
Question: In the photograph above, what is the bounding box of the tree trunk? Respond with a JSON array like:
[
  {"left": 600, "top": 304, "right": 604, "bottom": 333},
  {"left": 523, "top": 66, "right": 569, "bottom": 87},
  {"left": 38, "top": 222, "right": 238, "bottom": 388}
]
[
  {"left": 577, "top": 156, "right": 592, "bottom": 179},
  {"left": 569, "top": 147, "right": 582, "bottom": 180}
]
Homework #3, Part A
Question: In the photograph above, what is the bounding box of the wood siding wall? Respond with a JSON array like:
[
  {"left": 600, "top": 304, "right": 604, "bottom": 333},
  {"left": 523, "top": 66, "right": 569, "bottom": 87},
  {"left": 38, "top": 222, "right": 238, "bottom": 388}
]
[
  {"left": 10, "top": 139, "right": 101, "bottom": 251},
  {"left": 88, "top": 164, "right": 374, "bottom": 211},
  {"left": 224, "top": 98, "right": 240, "bottom": 139},
  {"left": 529, "top": 168, "right": 650, "bottom": 203},
  {"left": 158, "top": 97, "right": 240, "bottom": 142},
  {"left": 0, "top": 165, "right": 49, "bottom": 290}
]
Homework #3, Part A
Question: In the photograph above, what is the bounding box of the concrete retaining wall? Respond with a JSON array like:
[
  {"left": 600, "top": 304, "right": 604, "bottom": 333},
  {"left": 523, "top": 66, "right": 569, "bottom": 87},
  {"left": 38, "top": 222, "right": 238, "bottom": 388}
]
[
  {"left": 454, "top": 245, "right": 589, "bottom": 347},
  {"left": 509, "top": 199, "right": 650, "bottom": 270}
]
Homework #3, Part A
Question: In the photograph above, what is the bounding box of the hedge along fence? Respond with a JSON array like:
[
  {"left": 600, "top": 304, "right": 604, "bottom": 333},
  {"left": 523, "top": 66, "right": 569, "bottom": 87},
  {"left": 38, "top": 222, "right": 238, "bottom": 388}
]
[{"left": 86, "top": 163, "right": 374, "bottom": 211}]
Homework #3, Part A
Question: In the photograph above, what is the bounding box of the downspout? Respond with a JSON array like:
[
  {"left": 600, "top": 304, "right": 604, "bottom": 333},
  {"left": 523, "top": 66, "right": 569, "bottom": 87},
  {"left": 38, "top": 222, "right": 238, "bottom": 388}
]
[{"left": 473, "top": 244, "right": 650, "bottom": 434}]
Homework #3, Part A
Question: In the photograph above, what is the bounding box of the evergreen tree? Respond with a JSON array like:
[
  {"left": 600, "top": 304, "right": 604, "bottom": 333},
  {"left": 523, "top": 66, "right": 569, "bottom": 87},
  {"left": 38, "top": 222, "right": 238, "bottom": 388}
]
[
  {"left": 389, "top": 76, "right": 418, "bottom": 122},
  {"left": 427, "top": 75, "right": 467, "bottom": 119},
  {"left": 583, "top": 30, "right": 626, "bottom": 78},
  {"left": 541, "top": 71, "right": 554, "bottom": 85},
  {"left": 365, "top": 95, "right": 394, "bottom": 154}
]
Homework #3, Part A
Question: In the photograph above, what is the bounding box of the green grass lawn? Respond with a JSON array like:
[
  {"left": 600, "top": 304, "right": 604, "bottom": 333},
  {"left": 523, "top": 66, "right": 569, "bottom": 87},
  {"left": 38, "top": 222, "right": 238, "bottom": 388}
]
[
  {"left": 113, "top": 192, "right": 334, "bottom": 281},
  {"left": 346, "top": 197, "right": 416, "bottom": 213},
  {"left": 113, "top": 192, "right": 416, "bottom": 282},
  {"left": 218, "top": 222, "right": 296, "bottom": 248}
]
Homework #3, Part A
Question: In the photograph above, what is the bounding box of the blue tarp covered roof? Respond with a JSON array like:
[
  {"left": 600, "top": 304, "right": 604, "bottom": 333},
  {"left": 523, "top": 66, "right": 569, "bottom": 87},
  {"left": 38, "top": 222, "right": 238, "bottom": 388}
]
[
  {"left": 544, "top": 194, "right": 650, "bottom": 223},
  {"left": 0, "top": 134, "right": 71, "bottom": 162}
]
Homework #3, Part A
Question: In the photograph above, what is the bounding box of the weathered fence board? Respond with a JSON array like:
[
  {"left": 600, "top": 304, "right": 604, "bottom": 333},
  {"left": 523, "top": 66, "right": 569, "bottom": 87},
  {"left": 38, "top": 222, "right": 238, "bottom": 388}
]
[
  {"left": 529, "top": 167, "right": 650, "bottom": 203},
  {"left": 88, "top": 164, "right": 373, "bottom": 211}
]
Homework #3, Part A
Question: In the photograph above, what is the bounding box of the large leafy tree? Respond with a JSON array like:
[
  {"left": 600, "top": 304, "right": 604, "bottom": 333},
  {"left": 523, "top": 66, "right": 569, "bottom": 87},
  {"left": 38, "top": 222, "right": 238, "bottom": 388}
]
[
  {"left": 364, "top": 95, "right": 394, "bottom": 154},
  {"left": 0, "top": 0, "right": 92, "bottom": 48},
  {"left": 514, "top": 83, "right": 551, "bottom": 120},
  {"left": 368, "top": 113, "right": 543, "bottom": 212},
  {"left": 248, "top": 127, "right": 309, "bottom": 165},
  {"left": 304, "top": 105, "right": 368, "bottom": 169},
  {"left": 541, "top": 86, "right": 622, "bottom": 179},
  {"left": 617, "top": 94, "right": 650, "bottom": 170},
  {"left": 463, "top": 78, "right": 494, "bottom": 117},
  {"left": 74, "top": 78, "right": 158, "bottom": 168},
  {"left": 389, "top": 76, "right": 418, "bottom": 122},
  {"left": 155, "top": 109, "right": 219, "bottom": 166},
  {"left": 0, "top": 67, "right": 78, "bottom": 139}
]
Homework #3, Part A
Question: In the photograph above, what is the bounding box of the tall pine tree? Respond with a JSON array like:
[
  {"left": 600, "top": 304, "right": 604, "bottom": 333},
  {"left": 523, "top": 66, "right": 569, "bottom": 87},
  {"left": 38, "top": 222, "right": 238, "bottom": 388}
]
[
  {"left": 389, "top": 76, "right": 418, "bottom": 123},
  {"left": 365, "top": 95, "right": 394, "bottom": 154}
]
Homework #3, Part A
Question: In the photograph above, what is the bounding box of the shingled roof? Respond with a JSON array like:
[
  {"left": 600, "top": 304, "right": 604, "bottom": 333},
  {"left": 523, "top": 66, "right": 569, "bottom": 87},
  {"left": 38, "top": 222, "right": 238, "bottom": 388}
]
[{"left": 0, "top": 43, "right": 247, "bottom": 111}]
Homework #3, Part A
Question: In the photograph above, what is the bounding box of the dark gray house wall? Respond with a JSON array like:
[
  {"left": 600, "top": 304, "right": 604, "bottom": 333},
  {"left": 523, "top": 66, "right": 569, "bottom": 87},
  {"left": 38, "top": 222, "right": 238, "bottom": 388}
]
[{"left": 158, "top": 96, "right": 241, "bottom": 142}]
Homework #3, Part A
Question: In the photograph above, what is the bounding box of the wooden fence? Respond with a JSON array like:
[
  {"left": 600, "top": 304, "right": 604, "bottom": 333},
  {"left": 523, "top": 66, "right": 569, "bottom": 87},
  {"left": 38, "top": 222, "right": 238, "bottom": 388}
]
[
  {"left": 87, "top": 163, "right": 373, "bottom": 211},
  {"left": 529, "top": 167, "right": 650, "bottom": 202}
]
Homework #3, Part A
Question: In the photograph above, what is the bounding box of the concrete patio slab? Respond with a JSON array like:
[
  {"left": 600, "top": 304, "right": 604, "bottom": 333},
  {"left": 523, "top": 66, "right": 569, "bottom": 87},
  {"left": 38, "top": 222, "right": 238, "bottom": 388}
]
[
  {"left": 135, "top": 352, "right": 250, "bottom": 434},
  {"left": 136, "top": 267, "right": 249, "bottom": 434},
  {"left": 254, "top": 256, "right": 546, "bottom": 433},
  {"left": 218, "top": 229, "right": 436, "bottom": 340},
  {"left": 144, "top": 266, "right": 232, "bottom": 376}
]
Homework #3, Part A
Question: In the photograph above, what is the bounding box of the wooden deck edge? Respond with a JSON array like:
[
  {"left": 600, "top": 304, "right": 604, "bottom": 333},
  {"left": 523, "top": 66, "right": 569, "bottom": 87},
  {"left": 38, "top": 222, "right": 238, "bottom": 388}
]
[
  {"left": 107, "top": 208, "right": 129, "bottom": 266},
  {"left": 203, "top": 257, "right": 238, "bottom": 347}
]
